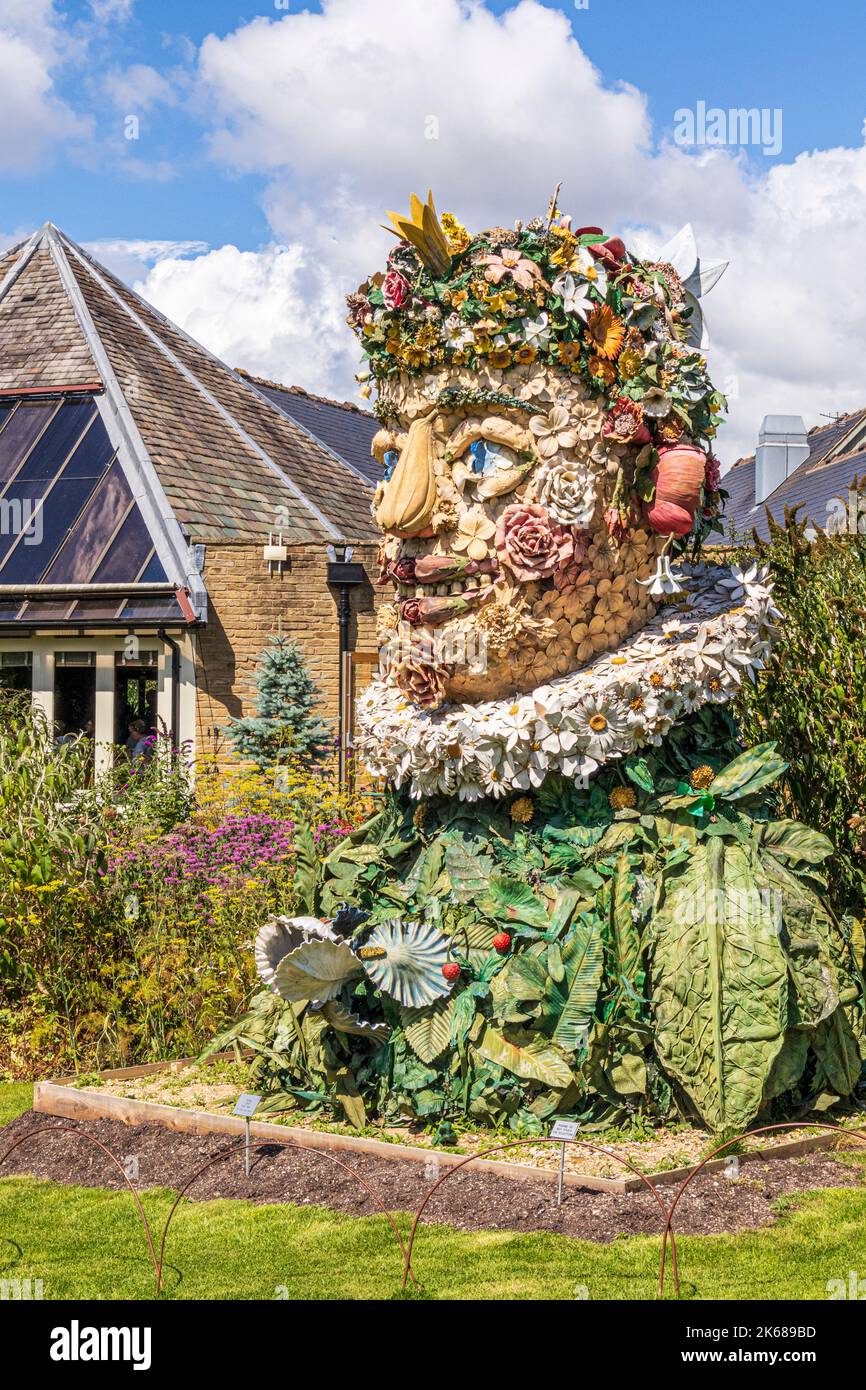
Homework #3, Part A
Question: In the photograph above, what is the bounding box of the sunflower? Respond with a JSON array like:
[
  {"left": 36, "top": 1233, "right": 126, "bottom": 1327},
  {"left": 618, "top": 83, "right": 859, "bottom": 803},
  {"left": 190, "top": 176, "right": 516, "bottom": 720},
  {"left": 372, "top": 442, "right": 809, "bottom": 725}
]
[
  {"left": 513, "top": 343, "right": 538, "bottom": 365},
  {"left": 586, "top": 304, "right": 625, "bottom": 360},
  {"left": 488, "top": 346, "right": 513, "bottom": 370}
]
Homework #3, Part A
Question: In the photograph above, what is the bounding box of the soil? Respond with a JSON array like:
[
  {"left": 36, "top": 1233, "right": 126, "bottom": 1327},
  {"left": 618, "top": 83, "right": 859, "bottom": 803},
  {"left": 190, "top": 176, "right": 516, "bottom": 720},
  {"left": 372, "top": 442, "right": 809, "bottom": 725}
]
[
  {"left": 2, "top": 1108, "right": 864, "bottom": 1244},
  {"left": 73, "top": 1062, "right": 866, "bottom": 1179}
]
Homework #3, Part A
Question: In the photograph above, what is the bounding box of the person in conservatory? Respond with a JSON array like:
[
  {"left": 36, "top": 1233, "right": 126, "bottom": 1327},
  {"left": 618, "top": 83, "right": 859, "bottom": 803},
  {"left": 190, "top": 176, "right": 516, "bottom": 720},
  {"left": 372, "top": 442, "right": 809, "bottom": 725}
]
[{"left": 212, "top": 190, "right": 865, "bottom": 1137}]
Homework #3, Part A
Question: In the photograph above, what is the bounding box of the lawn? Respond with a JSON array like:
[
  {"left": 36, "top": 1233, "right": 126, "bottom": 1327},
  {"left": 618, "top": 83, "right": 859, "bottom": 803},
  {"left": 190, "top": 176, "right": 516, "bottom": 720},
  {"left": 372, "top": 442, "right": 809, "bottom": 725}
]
[
  {"left": 1, "top": 1081, "right": 864, "bottom": 1300},
  {"left": 0, "top": 1174, "right": 863, "bottom": 1301}
]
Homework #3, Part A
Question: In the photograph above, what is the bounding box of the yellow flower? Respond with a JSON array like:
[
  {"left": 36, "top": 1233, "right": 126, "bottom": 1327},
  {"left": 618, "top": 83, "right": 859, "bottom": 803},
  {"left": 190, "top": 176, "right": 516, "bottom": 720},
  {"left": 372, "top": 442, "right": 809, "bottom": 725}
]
[
  {"left": 488, "top": 346, "right": 512, "bottom": 369},
  {"left": 608, "top": 785, "right": 637, "bottom": 811},
  {"left": 440, "top": 212, "right": 471, "bottom": 254},
  {"left": 618, "top": 348, "right": 642, "bottom": 380},
  {"left": 510, "top": 796, "right": 534, "bottom": 824},
  {"left": 513, "top": 343, "right": 537, "bottom": 365}
]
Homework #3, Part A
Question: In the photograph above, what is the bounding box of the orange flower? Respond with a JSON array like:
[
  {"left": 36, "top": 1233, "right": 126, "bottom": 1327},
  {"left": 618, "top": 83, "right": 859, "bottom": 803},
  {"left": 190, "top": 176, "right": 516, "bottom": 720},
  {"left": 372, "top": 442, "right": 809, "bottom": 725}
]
[
  {"left": 586, "top": 304, "right": 625, "bottom": 360},
  {"left": 557, "top": 341, "right": 582, "bottom": 366},
  {"left": 588, "top": 354, "right": 616, "bottom": 385},
  {"left": 513, "top": 343, "right": 537, "bottom": 364}
]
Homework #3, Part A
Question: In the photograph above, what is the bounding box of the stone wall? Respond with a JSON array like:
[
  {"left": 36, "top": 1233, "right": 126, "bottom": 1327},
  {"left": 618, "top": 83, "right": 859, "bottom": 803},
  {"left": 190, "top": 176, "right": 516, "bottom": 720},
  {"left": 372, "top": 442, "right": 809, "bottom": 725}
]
[{"left": 192, "top": 542, "right": 380, "bottom": 753}]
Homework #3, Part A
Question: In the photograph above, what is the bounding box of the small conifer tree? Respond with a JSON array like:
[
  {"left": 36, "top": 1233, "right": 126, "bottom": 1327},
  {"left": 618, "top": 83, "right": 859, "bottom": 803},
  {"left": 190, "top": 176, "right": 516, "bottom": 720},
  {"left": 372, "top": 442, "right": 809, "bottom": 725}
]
[{"left": 226, "top": 636, "right": 331, "bottom": 768}]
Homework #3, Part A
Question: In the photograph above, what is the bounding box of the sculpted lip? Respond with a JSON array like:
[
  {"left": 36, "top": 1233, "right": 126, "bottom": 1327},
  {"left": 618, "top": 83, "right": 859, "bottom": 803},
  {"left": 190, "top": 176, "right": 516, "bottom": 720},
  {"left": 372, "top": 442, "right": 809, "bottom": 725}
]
[
  {"left": 390, "top": 553, "right": 498, "bottom": 585},
  {"left": 399, "top": 585, "right": 495, "bottom": 627}
]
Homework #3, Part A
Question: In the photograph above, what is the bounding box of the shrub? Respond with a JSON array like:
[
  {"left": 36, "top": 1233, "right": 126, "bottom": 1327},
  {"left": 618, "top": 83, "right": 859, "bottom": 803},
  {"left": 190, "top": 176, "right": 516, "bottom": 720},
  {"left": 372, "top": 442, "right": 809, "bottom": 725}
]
[{"left": 735, "top": 497, "right": 866, "bottom": 914}]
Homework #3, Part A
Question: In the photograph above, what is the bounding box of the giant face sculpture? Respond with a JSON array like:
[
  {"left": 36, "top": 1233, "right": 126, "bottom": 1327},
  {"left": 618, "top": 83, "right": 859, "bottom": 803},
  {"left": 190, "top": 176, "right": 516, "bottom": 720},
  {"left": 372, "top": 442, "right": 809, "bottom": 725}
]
[
  {"left": 370, "top": 362, "right": 669, "bottom": 705},
  {"left": 349, "top": 196, "right": 775, "bottom": 799}
]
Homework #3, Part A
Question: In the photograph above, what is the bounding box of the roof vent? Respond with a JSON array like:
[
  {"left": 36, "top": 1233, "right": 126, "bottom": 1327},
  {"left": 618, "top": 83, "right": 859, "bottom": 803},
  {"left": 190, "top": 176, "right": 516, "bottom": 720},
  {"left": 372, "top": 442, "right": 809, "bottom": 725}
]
[{"left": 754, "top": 415, "right": 810, "bottom": 504}]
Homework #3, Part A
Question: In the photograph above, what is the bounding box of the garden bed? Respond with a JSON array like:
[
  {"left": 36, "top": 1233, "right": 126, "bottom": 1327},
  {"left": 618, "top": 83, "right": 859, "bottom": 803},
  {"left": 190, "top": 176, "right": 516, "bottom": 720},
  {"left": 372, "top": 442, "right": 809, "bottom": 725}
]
[
  {"left": 31, "top": 1056, "right": 866, "bottom": 1195},
  {"left": 3, "top": 1105, "right": 865, "bottom": 1247}
]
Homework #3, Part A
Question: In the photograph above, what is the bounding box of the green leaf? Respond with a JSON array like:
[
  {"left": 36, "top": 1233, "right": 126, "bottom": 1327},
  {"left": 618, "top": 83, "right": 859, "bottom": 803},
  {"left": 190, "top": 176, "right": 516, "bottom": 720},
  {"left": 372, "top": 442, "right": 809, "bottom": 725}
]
[
  {"left": 625, "top": 758, "right": 654, "bottom": 792},
  {"left": 710, "top": 741, "right": 788, "bottom": 801},
  {"left": 604, "top": 854, "right": 645, "bottom": 1024},
  {"left": 759, "top": 820, "right": 834, "bottom": 866},
  {"left": 650, "top": 837, "right": 788, "bottom": 1131},
  {"left": 812, "top": 1006, "right": 865, "bottom": 1097},
  {"left": 293, "top": 820, "right": 319, "bottom": 915},
  {"left": 401, "top": 995, "right": 457, "bottom": 1063},
  {"left": 442, "top": 833, "right": 493, "bottom": 901},
  {"left": 333, "top": 1070, "right": 366, "bottom": 1129},
  {"left": 480, "top": 874, "right": 549, "bottom": 928},
  {"left": 551, "top": 917, "right": 604, "bottom": 1050},
  {"left": 474, "top": 1024, "right": 574, "bottom": 1089},
  {"left": 273, "top": 939, "right": 363, "bottom": 1003}
]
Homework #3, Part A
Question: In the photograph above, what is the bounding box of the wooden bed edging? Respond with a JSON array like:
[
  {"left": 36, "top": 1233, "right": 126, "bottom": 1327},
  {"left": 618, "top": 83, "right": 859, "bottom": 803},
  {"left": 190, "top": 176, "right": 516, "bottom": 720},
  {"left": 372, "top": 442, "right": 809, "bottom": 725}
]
[{"left": 31, "top": 1056, "right": 852, "bottom": 1197}]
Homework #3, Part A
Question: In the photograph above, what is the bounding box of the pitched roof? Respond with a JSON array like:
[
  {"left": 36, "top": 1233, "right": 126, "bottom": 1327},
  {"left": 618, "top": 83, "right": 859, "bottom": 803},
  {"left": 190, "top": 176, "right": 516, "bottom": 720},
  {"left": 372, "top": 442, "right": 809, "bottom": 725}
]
[
  {"left": 712, "top": 410, "right": 866, "bottom": 543},
  {"left": 0, "top": 226, "right": 377, "bottom": 553},
  {"left": 239, "top": 372, "right": 382, "bottom": 487}
]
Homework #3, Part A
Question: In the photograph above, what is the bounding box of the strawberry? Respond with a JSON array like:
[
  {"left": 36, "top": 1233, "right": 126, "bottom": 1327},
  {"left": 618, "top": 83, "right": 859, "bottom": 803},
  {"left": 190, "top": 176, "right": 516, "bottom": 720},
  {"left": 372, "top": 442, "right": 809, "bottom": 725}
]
[
  {"left": 442, "top": 962, "right": 461, "bottom": 981},
  {"left": 492, "top": 932, "right": 511, "bottom": 954}
]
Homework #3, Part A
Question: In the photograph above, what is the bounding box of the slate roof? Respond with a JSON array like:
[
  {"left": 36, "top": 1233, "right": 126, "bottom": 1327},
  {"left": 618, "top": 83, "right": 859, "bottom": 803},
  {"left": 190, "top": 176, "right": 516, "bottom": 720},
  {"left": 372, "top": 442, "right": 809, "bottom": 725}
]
[
  {"left": 711, "top": 410, "right": 866, "bottom": 544},
  {"left": 0, "top": 226, "right": 377, "bottom": 552},
  {"left": 240, "top": 373, "right": 381, "bottom": 487}
]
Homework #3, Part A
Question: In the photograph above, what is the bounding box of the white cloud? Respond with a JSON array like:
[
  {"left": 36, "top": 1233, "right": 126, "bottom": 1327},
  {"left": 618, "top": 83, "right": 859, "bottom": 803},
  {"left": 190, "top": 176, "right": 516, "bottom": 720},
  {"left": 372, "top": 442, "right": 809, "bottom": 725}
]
[
  {"left": 0, "top": 0, "right": 92, "bottom": 170},
  {"left": 89, "top": 0, "right": 134, "bottom": 21},
  {"left": 84, "top": 237, "right": 209, "bottom": 284},
  {"left": 136, "top": 241, "right": 360, "bottom": 401},
  {"left": 128, "top": 0, "right": 866, "bottom": 466},
  {"left": 102, "top": 63, "right": 178, "bottom": 113}
]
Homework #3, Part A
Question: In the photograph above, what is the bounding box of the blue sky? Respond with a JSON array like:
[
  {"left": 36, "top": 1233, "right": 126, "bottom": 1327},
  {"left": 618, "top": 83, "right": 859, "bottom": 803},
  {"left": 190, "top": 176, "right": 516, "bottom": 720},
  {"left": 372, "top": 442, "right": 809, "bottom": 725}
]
[
  {"left": 10, "top": 0, "right": 865, "bottom": 247},
  {"left": 4, "top": 0, "right": 866, "bottom": 461}
]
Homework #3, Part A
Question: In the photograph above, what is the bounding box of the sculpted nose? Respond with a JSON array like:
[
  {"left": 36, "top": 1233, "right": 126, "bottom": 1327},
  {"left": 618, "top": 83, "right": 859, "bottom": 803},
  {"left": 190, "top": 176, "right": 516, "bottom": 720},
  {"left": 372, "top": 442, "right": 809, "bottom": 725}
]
[{"left": 375, "top": 416, "right": 437, "bottom": 535}]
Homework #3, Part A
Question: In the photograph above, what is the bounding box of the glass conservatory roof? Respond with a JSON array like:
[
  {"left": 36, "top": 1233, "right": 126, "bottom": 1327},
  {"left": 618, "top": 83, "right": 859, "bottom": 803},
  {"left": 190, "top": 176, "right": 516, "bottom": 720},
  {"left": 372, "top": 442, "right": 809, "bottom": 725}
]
[{"left": 0, "top": 393, "right": 189, "bottom": 626}]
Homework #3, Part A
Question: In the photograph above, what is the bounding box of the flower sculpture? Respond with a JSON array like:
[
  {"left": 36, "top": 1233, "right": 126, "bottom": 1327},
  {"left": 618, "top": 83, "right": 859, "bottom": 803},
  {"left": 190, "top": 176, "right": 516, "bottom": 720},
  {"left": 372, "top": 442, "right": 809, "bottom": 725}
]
[{"left": 225, "top": 191, "right": 864, "bottom": 1142}]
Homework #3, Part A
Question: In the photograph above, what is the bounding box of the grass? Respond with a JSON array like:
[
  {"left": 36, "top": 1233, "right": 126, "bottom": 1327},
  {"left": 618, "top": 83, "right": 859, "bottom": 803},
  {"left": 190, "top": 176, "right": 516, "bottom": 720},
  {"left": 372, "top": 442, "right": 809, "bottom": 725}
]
[
  {"left": 0, "top": 1081, "right": 32, "bottom": 1127},
  {"left": 0, "top": 1175, "right": 864, "bottom": 1301},
  {"left": 1, "top": 1081, "right": 864, "bottom": 1300}
]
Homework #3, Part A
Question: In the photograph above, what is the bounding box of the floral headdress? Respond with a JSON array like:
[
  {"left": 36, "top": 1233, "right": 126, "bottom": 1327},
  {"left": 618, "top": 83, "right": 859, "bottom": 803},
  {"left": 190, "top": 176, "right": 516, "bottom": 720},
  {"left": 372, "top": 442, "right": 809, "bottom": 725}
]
[{"left": 347, "top": 190, "right": 728, "bottom": 456}]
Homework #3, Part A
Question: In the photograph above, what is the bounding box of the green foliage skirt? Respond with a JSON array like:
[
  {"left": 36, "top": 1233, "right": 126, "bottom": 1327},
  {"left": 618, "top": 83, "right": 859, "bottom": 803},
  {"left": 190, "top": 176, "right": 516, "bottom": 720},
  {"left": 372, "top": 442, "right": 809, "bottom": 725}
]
[{"left": 211, "top": 709, "right": 866, "bottom": 1136}]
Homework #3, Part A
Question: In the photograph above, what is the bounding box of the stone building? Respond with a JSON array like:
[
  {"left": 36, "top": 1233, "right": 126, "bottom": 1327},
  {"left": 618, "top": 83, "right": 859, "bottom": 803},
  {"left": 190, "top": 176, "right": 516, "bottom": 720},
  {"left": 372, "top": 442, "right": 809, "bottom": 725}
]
[{"left": 0, "top": 224, "right": 380, "bottom": 773}]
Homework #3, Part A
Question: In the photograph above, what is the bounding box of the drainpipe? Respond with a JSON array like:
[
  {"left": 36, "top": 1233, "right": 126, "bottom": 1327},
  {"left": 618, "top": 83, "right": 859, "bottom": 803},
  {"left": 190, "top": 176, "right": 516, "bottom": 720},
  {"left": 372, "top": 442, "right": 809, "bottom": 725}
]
[
  {"left": 158, "top": 627, "right": 181, "bottom": 761},
  {"left": 325, "top": 547, "right": 367, "bottom": 786}
]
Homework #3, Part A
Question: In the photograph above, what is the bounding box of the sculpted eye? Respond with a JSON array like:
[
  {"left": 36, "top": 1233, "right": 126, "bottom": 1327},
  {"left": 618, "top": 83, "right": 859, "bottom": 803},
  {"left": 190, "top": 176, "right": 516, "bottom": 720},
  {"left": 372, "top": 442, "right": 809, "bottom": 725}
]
[{"left": 469, "top": 439, "right": 521, "bottom": 476}]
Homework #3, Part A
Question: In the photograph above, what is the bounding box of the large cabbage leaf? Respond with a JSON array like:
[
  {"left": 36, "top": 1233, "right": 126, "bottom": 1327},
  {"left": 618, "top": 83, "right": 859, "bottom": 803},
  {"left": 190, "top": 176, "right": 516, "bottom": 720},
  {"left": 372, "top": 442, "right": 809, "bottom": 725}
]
[{"left": 650, "top": 837, "right": 788, "bottom": 1131}]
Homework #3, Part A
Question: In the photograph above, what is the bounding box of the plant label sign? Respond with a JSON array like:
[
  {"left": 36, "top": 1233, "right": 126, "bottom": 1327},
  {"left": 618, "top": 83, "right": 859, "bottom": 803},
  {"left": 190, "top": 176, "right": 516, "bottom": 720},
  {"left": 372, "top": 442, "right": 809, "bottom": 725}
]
[
  {"left": 550, "top": 1120, "right": 579, "bottom": 1141},
  {"left": 234, "top": 1093, "right": 262, "bottom": 1118}
]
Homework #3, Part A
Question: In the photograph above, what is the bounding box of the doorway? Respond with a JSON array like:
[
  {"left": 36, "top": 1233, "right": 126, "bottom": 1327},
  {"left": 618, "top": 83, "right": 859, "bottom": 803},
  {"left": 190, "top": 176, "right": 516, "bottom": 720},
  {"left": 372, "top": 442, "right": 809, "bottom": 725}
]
[
  {"left": 114, "top": 650, "right": 158, "bottom": 747},
  {"left": 54, "top": 651, "right": 96, "bottom": 739}
]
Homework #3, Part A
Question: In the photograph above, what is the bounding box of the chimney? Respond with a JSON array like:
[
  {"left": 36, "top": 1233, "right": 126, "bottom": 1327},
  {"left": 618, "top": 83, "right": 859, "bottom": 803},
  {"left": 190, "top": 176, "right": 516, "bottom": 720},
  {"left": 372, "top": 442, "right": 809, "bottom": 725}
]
[{"left": 754, "top": 415, "right": 810, "bottom": 504}]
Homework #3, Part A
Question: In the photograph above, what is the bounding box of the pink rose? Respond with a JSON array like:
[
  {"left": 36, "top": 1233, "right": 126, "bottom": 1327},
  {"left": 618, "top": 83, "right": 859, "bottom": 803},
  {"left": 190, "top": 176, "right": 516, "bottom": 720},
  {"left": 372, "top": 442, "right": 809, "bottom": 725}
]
[
  {"left": 396, "top": 650, "right": 447, "bottom": 709},
  {"left": 495, "top": 504, "right": 575, "bottom": 583},
  {"left": 382, "top": 270, "right": 411, "bottom": 311}
]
